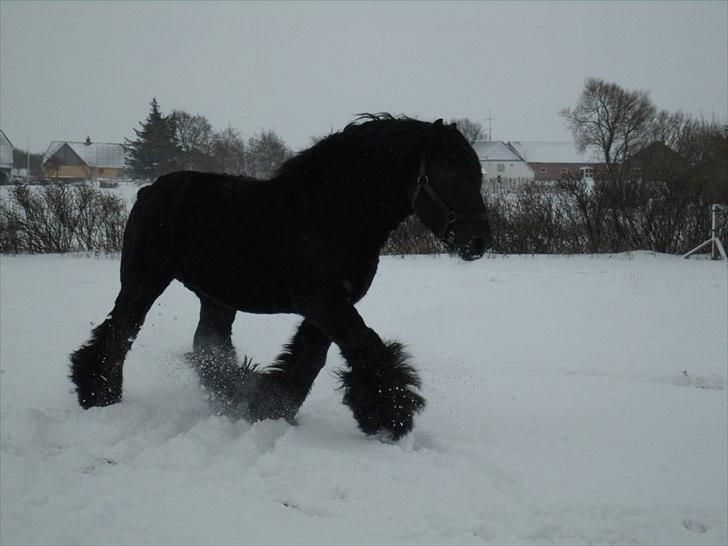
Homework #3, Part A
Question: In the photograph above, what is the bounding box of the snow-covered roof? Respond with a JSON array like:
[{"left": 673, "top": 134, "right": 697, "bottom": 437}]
[
  {"left": 510, "top": 141, "right": 596, "bottom": 164},
  {"left": 0, "top": 130, "right": 13, "bottom": 167},
  {"left": 472, "top": 141, "right": 525, "bottom": 162},
  {"left": 43, "top": 141, "right": 127, "bottom": 168},
  {"left": 0, "top": 130, "right": 12, "bottom": 148}
]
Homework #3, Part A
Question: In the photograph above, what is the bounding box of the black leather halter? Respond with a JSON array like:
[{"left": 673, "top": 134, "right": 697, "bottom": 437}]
[{"left": 410, "top": 154, "right": 489, "bottom": 238}]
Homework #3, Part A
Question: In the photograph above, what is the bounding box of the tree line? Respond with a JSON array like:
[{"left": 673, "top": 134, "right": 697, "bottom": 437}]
[
  {"left": 124, "top": 98, "right": 293, "bottom": 180},
  {"left": 3, "top": 81, "right": 725, "bottom": 255},
  {"left": 484, "top": 77, "right": 727, "bottom": 254}
]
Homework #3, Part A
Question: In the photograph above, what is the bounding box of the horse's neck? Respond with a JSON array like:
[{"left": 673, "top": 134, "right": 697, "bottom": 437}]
[
  {"left": 279, "top": 139, "right": 422, "bottom": 252},
  {"left": 317, "top": 167, "right": 414, "bottom": 251}
]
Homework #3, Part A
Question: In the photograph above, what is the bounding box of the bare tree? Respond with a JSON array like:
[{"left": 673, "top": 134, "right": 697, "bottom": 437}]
[
  {"left": 43, "top": 156, "right": 63, "bottom": 179},
  {"left": 210, "top": 126, "right": 247, "bottom": 175},
  {"left": 449, "top": 118, "right": 485, "bottom": 145},
  {"left": 674, "top": 117, "right": 728, "bottom": 204},
  {"left": 246, "top": 129, "right": 291, "bottom": 179},
  {"left": 13, "top": 148, "right": 43, "bottom": 176},
  {"left": 171, "top": 110, "right": 214, "bottom": 170},
  {"left": 561, "top": 78, "right": 656, "bottom": 174},
  {"left": 649, "top": 110, "right": 686, "bottom": 148}
]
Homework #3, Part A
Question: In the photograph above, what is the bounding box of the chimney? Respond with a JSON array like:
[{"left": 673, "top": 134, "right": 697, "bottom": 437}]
[{"left": 85, "top": 136, "right": 91, "bottom": 146}]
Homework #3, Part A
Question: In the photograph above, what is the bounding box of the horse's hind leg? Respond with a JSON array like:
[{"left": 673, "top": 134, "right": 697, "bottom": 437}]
[
  {"left": 70, "top": 280, "right": 168, "bottom": 409},
  {"left": 189, "top": 297, "right": 248, "bottom": 412},
  {"left": 193, "top": 296, "right": 237, "bottom": 356},
  {"left": 246, "top": 319, "right": 331, "bottom": 423}
]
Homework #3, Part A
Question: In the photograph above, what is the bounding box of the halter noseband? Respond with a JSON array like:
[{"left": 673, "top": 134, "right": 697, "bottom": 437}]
[{"left": 410, "top": 154, "right": 488, "bottom": 239}]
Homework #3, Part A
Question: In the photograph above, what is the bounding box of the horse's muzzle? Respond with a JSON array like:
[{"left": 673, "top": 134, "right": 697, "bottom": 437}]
[
  {"left": 459, "top": 236, "right": 489, "bottom": 261},
  {"left": 447, "top": 219, "right": 491, "bottom": 261}
]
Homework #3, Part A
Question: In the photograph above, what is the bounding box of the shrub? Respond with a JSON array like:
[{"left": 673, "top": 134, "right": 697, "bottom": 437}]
[
  {"left": 0, "top": 183, "right": 128, "bottom": 254},
  {"left": 382, "top": 215, "right": 443, "bottom": 255}
]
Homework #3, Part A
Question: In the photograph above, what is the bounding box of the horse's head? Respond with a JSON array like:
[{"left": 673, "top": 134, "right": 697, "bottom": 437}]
[{"left": 411, "top": 119, "right": 492, "bottom": 261}]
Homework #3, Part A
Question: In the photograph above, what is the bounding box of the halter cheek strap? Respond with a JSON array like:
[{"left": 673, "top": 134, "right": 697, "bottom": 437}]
[
  {"left": 410, "top": 155, "right": 455, "bottom": 221},
  {"left": 410, "top": 154, "right": 488, "bottom": 238}
]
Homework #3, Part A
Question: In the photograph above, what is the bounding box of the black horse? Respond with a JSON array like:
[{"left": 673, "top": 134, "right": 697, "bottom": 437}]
[{"left": 70, "top": 115, "right": 491, "bottom": 439}]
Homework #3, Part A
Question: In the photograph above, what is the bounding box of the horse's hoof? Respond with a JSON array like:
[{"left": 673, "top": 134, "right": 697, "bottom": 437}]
[
  {"left": 344, "top": 383, "right": 425, "bottom": 440},
  {"left": 76, "top": 382, "right": 122, "bottom": 409},
  {"left": 338, "top": 341, "right": 426, "bottom": 440},
  {"left": 245, "top": 374, "right": 302, "bottom": 425}
]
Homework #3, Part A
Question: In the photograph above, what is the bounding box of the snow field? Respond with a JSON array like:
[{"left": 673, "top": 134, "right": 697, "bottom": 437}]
[{"left": 1, "top": 253, "right": 726, "bottom": 544}]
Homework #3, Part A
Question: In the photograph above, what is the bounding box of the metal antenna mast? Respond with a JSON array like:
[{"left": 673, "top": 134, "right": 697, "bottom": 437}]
[
  {"left": 484, "top": 109, "right": 496, "bottom": 140},
  {"left": 684, "top": 204, "right": 727, "bottom": 260}
]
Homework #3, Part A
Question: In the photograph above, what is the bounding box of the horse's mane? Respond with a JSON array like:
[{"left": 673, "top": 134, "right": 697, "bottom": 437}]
[
  {"left": 273, "top": 113, "right": 481, "bottom": 189},
  {"left": 274, "top": 113, "right": 423, "bottom": 182}
]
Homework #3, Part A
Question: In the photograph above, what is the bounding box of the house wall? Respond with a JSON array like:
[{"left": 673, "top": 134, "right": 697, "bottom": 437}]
[
  {"left": 0, "top": 133, "right": 13, "bottom": 170},
  {"left": 529, "top": 162, "right": 594, "bottom": 181},
  {"left": 42, "top": 165, "right": 123, "bottom": 179},
  {"left": 44, "top": 164, "right": 90, "bottom": 178},
  {"left": 94, "top": 167, "right": 121, "bottom": 178},
  {"left": 480, "top": 160, "right": 534, "bottom": 183}
]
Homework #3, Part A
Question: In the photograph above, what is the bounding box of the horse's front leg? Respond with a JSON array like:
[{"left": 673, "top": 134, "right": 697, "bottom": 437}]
[
  {"left": 304, "top": 300, "right": 425, "bottom": 440},
  {"left": 246, "top": 319, "right": 331, "bottom": 424}
]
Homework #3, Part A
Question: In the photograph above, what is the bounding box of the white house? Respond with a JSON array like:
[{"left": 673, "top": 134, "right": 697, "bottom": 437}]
[
  {"left": 0, "top": 130, "right": 13, "bottom": 184},
  {"left": 472, "top": 140, "right": 534, "bottom": 191}
]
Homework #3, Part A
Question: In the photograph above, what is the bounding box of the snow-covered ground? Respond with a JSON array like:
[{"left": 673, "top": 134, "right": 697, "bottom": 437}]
[{"left": 1, "top": 253, "right": 726, "bottom": 545}]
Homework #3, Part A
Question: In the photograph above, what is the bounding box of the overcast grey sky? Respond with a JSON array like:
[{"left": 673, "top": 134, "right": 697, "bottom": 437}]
[{"left": 1, "top": 1, "right": 726, "bottom": 153}]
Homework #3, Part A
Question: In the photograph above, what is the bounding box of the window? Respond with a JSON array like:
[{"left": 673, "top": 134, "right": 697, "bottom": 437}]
[
  {"left": 98, "top": 168, "right": 104, "bottom": 175},
  {"left": 560, "top": 168, "right": 568, "bottom": 174},
  {"left": 581, "top": 167, "right": 593, "bottom": 179},
  {"left": 539, "top": 167, "right": 547, "bottom": 174},
  {"left": 497, "top": 164, "right": 505, "bottom": 173}
]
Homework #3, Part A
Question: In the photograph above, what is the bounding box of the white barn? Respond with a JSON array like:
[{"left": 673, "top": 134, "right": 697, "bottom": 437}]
[
  {"left": 472, "top": 140, "right": 534, "bottom": 191},
  {"left": 0, "top": 130, "right": 13, "bottom": 184}
]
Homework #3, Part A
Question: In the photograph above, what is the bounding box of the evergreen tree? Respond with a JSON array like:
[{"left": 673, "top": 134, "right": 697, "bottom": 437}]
[{"left": 125, "top": 98, "right": 182, "bottom": 179}]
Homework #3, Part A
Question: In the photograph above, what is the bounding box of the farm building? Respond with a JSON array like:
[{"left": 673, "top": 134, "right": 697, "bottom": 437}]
[
  {"left": 0, "top": 130, "right": 13, "bottom": 184},
  {"left": 510, "top": 141, "right": 599, "bottom": 182},
  {"left": 42, "top": 137, "right": 128, "bottom": 180},
  {"left": 472, "top": 140, "right": 534, "bottom": 191}
]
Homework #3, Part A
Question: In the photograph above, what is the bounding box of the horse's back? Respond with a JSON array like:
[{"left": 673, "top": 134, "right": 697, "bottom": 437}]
[
  {"left": 123, "top": 171, "right": 293, "bottom": 312},
  {"left": 127, "top": 171, "right": 253, "bottom": 241}
]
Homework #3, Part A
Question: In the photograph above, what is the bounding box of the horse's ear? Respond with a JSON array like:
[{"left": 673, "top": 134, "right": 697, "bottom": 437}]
[{"left": 425, "top": 118, "right": 446, "bottom": 153}]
